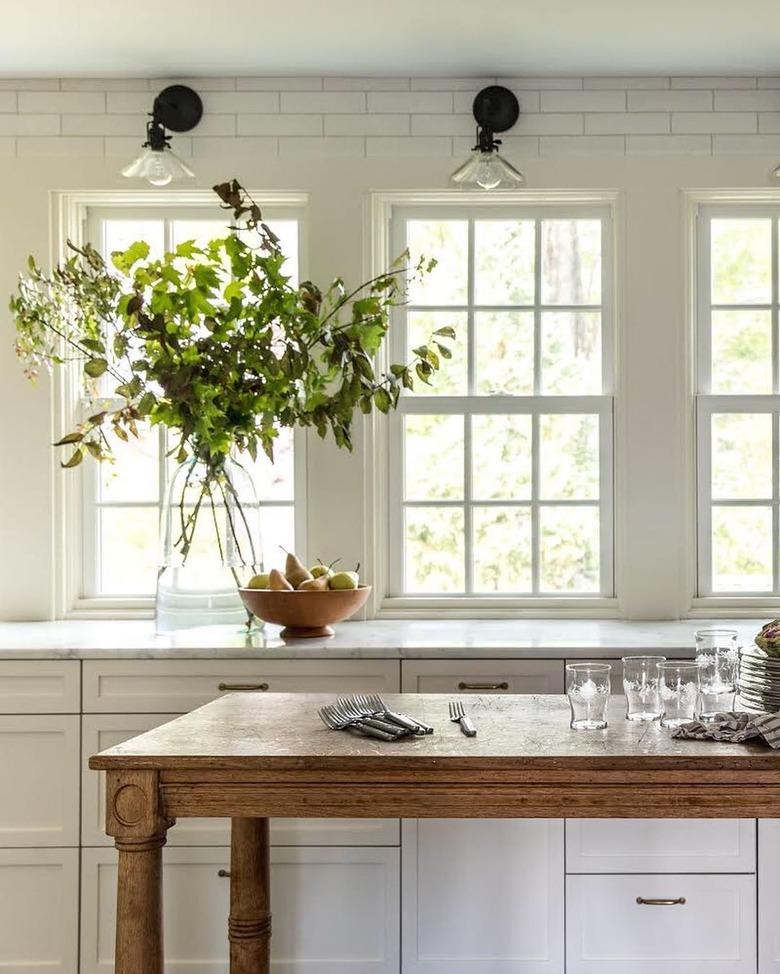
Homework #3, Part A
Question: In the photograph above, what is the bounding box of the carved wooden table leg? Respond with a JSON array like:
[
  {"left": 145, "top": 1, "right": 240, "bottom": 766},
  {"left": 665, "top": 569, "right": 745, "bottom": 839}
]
[
  {"left": 229, "top": 817, "right": 271, "bottom": 974},
  {"left": 105, "top": 770, "right": 172, "bottom": 974}
]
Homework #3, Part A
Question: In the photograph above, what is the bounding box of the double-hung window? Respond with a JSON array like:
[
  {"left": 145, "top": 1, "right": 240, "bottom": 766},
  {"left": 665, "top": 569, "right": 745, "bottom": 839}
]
[
  {"left": 696, "top": 205, "right": 780, "bottom": 596},
  {"left": 388, "top": 204, "right": 615, "bottom": 600},
  {"left": 69, "top": 201, "right": 304, "bottom": 610}
]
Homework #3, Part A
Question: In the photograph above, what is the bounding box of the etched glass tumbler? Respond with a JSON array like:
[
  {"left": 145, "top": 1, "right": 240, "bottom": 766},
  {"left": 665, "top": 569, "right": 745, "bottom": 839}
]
[
  {"left": 622, "top": 655, "right": 666, "bottom": 722},
  {"left": 659, "top": 662, "right": 701, "bottom": 729},
  {"left": 566, "top": 663, "right": 611, "bottom": 731},
  {"left": 695, "top": 628, "right": 739, "bottom": 720}
]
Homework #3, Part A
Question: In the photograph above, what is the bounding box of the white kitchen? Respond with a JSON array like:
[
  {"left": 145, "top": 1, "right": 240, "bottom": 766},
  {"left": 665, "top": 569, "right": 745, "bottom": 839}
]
[{"left": 3, "top": 2, "right": 780, "bottom": 972}]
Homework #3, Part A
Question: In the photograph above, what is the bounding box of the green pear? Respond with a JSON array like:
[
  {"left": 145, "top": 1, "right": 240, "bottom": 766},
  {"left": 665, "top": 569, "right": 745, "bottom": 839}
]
[
  {"left": 329, "top": 571, "right": 359, "bottom": 591},
  {"left": 284, "top": 551, "right": 312, "bottom": 589},
  {"left": 298, "top": 574, "right": 330, "bottom": 591},
  {"left": 269, "top": 568, "right": 293, "bottom": 591},
  {"left": 310, "top": 564, "right": 332, "bottom": 579},
  {"left": 245, "top": 572, "right": 270, "bottom": 589}
]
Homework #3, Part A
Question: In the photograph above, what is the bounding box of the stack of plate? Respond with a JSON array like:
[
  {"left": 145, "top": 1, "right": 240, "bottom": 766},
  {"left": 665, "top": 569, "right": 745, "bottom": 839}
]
[{"left": 738, "top": 647, "right": 780, "bottom": 711}]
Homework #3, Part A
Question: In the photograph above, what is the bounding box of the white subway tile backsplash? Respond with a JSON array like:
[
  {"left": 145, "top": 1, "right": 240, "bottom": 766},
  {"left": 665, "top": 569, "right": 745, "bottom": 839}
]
[
  {"left": 148, "top": 76, "right": 237, "bottom": 91},
  {"left": 585, "top": 112, "right": 669, "bottom": 134},
  {"left": 18, "top": 91, "right": 103, "bottom": 113},
  {"left": 366, "top": 136, "right": 453, "bottom": 157},
  {"left": 279, "top": 136, "right": 365, "bottom": 157},
  {"left": 206, "top": 91, "right": 279, "bottom": 113},
  {"left": 584, "top": 77, "right": 669, "bottom": 89},
  {"left": 758, "top": 78, "right": 780, "bottom": 89},
  {"left": 541, "top": 90, "right": 626, "bottom": 112},
  {"left": 672, "top": 112, "right": 756, "bottom": 134},
  {"left": 516, "top": 113, "right": 584, "bottom": 135},
  {"left": 17, "top": 136, "right": 104, "bottom": 156},
  {"left": 412, "top": 77, "right": 495, "bottom": 90},
  {"left": 191, "top": 136, "right": 276, "bottom": 158},
  {"left": 539, "top": 135, "right": 625, "bottom": 157},
  {"left": 712, "top": 133, "right": 780, "bottom": 154},
  {"left": 411, "top": 114, "right": 476, "bottom": 136},
  {"left": 628, "top": 90, "right": 713, "bottom": 111},
  {"left": 0, "top": 78, "right": 57, "bottom": 90},
  {"left": 714, "top": 90, "right": 780, "bottom": 111},
  {"left": 239, "top": 114, "right": 322, "bottom": 136},
  {"left": 368, "top": 92, "right": 452, "bottom": 113},
  {"left": 759, "top": 113, "right": 780, "bottom": 133},
  {"left": 0, "top": 136, "right": 15, "bottom": 155},
  {"left": 325, "top": 77, "right": 410, "bottom": 91},
  {"left": 105, "top": 92, "right": 152, "bottom": 114},
  {"left": 0, "top": 114, "right": 59, "bottom": 135},
  {"left": 62, "top": 114, "right": 139, "bottom": 136},
  {"left": 671, "top": 76, "right": 756, "bottom": 89},
  {"left": 328, "top": 114, "right": 409, "bottom": 135},
  {"left": 237, "top": 77, "right": 322, "bottom": 90},
  {"left": 60, "top": 78, "right": 150, "bottom": 91},
  {"left": 281, "top": 92, "right": 365, "bottom": 114},
  {"left": 503, "top": 77, "right": 582, "bottom": 89},
  {"left": 626, "top": 134, "right": 712, "bottom": 155}
]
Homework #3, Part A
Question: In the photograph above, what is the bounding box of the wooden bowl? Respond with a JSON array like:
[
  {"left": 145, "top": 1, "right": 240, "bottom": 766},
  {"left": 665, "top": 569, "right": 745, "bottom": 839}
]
[{"left": 237, "top": 585, "right": 372, "bottom": 638}]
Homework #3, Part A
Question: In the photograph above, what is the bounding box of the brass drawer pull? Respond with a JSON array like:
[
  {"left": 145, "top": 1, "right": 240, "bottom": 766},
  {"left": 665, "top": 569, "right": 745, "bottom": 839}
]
[
  {"left": 636, "top": 896, "right": 686, "bottom": 906},
  {"left": 218, "top": 869, "right": 231, "bottom": 878},
  {"left": 218, "top": 682, "right": 269, "bottom": 692},
  {"left": 458, "top": 681, "right": 509, "bottom": 691}
]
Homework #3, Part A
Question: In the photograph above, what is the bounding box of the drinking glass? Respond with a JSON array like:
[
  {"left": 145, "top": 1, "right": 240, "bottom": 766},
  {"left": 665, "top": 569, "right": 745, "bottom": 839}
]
[
  {"left": 622, "top": 656, "right": 665, "bottom": 721},
  {"left": 659, "top": 662, "right": 701, "bottom": 729},
  {"left": 694, "top": 629, "right": 739, "bottom": 720},
  {"left": 566, "top": 663, "right": 611, "bottom": 730}
]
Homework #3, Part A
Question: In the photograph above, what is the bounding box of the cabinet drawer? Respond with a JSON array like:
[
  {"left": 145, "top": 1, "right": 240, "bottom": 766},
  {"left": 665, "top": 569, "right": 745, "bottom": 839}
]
[
  {"left": 401, "top": 659, "right": 563, "bottom": 694},
  {"left": 566, "top": 874, "right": 755, "bottom": 974},
  {"left": 0, "top": 660, "right": 80, "bottom": 713},
  {"left": 0, "top": 715, "right": 80, "bottom": 847},
  {"left": 82, "top": 714, "right": 398, "bottom": 847},
  {"left": 82, "top": 659, "right": 400, "bottom": 712},
  {"left": 81, "top": 845, "right": 400, "bottom": 974},
  {"left": 0, "top": 848, "right": 78, "bottom": 974},
  {"left": 566, "top": 819, "right": 756, "bottom": 873}
]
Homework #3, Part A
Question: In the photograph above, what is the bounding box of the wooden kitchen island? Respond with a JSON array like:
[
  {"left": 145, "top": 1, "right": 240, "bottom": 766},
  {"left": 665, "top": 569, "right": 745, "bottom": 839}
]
[{"left": 89, "top": 692, "right": 780, "bottom": 974}]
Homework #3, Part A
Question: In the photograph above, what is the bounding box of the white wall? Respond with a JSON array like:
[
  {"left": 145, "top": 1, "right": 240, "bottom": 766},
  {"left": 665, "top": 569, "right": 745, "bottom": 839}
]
[{"left": 1, "top": 75, "right": 780, "bottom": 620}]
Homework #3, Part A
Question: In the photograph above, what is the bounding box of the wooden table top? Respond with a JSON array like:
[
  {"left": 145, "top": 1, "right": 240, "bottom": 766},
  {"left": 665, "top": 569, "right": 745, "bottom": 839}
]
[{"left": 89, "top": 692, "right": 780, "bottom": 773}]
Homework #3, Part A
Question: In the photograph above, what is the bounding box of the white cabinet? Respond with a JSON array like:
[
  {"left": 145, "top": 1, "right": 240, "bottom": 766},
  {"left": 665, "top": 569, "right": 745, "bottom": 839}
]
[
  {"left": 401, "top": 659, "right": 564, "bottom": 694},
  {"left": 0, "top": 714, "right": 79, "bottom": 847},
  {"left": 0, "top": 660, "right": 80, "bottom": 714},
  {"left": 759, "top": 821, "right": 780, "bottom": 972},
  {"left": 82, "top": 714, "right": 398, "bottom": 848},
  {"left": 82, "top": 659, "right": 400, "bottom": 712},
  {"left": 402, "top": 819, "right": 564, "bottom": 973},
  {"left": 566, "top": 819, "right": 756, "bottom": 873},
  {"left": 82, "top": 845, "right": 400, "bottom": 974},
  {"left": 566, "top": 873, "right": 756, "bottom": 974},
  {"left": 0, "top": 848, "right": 78, "bottom": 974}
]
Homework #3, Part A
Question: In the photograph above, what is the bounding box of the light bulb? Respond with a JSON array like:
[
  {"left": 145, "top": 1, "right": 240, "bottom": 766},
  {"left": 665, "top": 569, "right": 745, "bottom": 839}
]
[
  {"left": 121, "top": 146, "right": 195, "bottom": 187},
  {"left": 450, "top": 149, "right": 525, "bottom": 191},
  {"left": 474, "top": 155, "right": 502, "bottom": 190}
]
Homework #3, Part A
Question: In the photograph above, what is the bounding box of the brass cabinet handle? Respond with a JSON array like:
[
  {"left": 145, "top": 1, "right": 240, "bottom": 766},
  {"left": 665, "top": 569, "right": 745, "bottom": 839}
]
[
  {"left": 458, "top": 681, "right": 509, "bottom": 691},
  {"left": 217, "top": 869, "right": 231, "bottom": 878},
  {"left": 218, "top": 682, "right": 269, "bottom": 692},
  {"left": 636, "top": 896, "right": 686, "bottom": 906}
]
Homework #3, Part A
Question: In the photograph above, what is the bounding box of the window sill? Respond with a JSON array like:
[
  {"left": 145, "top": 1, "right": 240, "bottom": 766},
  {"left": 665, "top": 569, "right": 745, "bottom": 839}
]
[{"left": 375, "top": 596, "right": 621, "bottom": 619}]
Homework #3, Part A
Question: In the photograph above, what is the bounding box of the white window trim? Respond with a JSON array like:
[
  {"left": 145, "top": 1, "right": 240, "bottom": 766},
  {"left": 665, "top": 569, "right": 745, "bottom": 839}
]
[
  {"left": 50, "top": 189, "right": 310, "bottom": 619},
  {"left": 362, "top": 189, "right": 622, "bottom": 619},
  {"left": 685, "top": 189, "right": 780, "bottom": 618}
]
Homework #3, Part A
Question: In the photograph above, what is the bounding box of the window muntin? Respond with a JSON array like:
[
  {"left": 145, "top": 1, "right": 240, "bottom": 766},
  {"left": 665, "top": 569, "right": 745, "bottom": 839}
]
[
  {"left": 80, "top": 208, "right": 299, "bottom": 600},
  {"left": 389, "top": 206, "right": 614, "bottom": 598},
  {"left": 697, "top": 207, "right": 780, "bottom": 596}
]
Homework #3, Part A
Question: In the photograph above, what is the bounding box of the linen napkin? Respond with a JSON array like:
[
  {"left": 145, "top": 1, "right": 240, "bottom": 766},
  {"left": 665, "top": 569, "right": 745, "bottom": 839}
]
[{"left": 671, "top": 711, "right": 780, "bottom": 748}]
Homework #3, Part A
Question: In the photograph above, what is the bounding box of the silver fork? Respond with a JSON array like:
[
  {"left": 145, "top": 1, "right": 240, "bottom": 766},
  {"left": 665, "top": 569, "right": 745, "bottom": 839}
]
[
  {"left": 449, "top": 700, "right": 477, "bottom": 737},
  {"left": 318, "top": 705, "right": 397, "bottom": 742},
  {"left": 334, "top": 698, "right": 409, "bottom": 738},
  {"left": 362, "top": 693, "right": 434, "bottom": 735}
]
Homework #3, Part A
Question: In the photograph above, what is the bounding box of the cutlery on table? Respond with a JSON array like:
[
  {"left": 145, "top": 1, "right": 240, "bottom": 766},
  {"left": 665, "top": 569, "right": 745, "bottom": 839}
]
[
  {"left": 359, "top": 693, "right": 434, "bottom": 735},
  {"left": 318, "top": 705, "right": 399, "bottom": 741},
  {"left": 334, "top": 698, "right": 410, "bottom": 737},
  {"left": 449, "top": 700, "right": 477, "bottom": 737}
]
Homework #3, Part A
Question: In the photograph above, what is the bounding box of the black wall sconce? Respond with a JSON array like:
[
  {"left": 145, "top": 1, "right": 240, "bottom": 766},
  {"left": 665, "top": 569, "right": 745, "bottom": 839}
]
[
  {"left": 122, "top": 85, "right": 203, "bottom": 187},
  {"left": 450, "top": 85, "right": 525, "bottom": 190}
]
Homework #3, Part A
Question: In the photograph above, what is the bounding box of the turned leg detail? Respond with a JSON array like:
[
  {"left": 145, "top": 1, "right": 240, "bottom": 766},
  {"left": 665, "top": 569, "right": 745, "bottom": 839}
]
[
  {"left": 229, "top": 817, "right": 272, "bottom": 974},
  {"left": 105, "top": 770, "right": 173, "bottom": 974}
]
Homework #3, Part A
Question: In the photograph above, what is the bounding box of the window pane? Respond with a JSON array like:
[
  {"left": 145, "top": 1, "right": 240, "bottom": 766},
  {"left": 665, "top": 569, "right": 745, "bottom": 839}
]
[
  {"left": 711, "top": 413, "right": 772, "bottom": 499},
  {"left": 711, "top": 310, "right": 772, "bottom": 394},
  {"left": 474, "top": 220, "right": 535, "bottom": 305},
  {"left": 104, "top": 219, "right": 165, "bottom": 260},
  {"left": 407, "top": 220, "right": 468, "bottom": 305},
  {"left": 472, "top": 415, "right": 532, "bottom": 500},
  {"left": 241, "top": 427, "right": 295, "bottom": 502},
  {"left": 712, "top": 505, "right": 772, "bottom": 592},
  {"left": 405, "top": 506, "right": 465, "bottom": 592},
  {"left": 711, "top": 218, "right": 772, "bottom": 304},
  {"left": 98, "top": 507, "right": 158, "bottom": 595},
  {"left": 540, "top": 506, "right": 600, "bottom": 592},
  {"left": 541, "top": 220, "right": 601, "bottom": 305},
  {"left": 540, "top": 415, "right": 600, "bottom": 500},
  {"left": 475, "top": 311, "right": 534, "bottom": 395},
  {"left": 258, "top": 506, "right": 295, "bottom": 573},
  {"left": 541, "top": 311, "right": 601, "bottom": 394},
  {"left": 172, "top": 219, "right": 231, "bottom": 248},
  {"left": 404, "top": 415, "right": 464, "bottom": 501},
  {"left": 99, "top": 426, "right": 160, "bottom": 503},
  {"left": 408, "top": 311, "right": 468, "bottom": 395},
  {"left": 473, "top": 507, "right": 532, "bottom": 592}
]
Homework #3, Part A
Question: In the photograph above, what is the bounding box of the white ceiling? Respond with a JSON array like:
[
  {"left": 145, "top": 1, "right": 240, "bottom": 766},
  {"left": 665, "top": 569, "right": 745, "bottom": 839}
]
[{"left": 1, "top": 0, "right": 779, "bottom": 78}]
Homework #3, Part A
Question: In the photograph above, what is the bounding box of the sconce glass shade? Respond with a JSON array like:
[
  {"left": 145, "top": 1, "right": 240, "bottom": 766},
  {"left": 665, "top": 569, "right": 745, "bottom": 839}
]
[
  {"left": 121, "top": 146, "right": 195, "bottom": 188},
  {"left": 450, "top": 149, "right": 525, "bottom": 190}
]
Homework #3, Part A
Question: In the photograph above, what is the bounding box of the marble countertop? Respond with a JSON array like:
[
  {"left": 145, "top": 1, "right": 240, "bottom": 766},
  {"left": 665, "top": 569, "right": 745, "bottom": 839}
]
[{"left": 0, "top": 618, "right": 765, "bottom": 660}]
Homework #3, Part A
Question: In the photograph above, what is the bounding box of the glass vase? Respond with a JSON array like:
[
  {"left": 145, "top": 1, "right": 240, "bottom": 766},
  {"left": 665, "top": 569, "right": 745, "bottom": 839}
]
[{"left": 156, "top": 456, "right": 262, "bottom": 633}]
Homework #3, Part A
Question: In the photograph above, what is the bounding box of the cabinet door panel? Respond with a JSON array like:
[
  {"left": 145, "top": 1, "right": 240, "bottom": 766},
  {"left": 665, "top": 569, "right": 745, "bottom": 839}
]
[
  {"left": 0, "top": 848, "right": 78, "bottom": 974},
  {"left": 81, "top": 845, "right": 399, "bottom": 974},
  {"left": 566, "top": 819, "right": 755, "bottom": 873},
  {"left": 567, "top": 873, "right": 755, "bottom": 974},
  {"left": 83, "top": 659, "right": 400, "bottom": 712},
  {"left": 759, "top": 821, "right": 780, "bottom": 973},
  {"left": 401, "top": 660, "right": 563, "bottom": 694},
  {"left": 0, "top": 660, "right": 80, "bottom": 714},
  {"left": 0, "top": 715, "right": 79, "bottom": 846},
  {"left": 402, "top": 819, "right": 564, "bottom": 973},
  {"left": 82, "top": 714, "right": 398, "bottom": 847}
]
